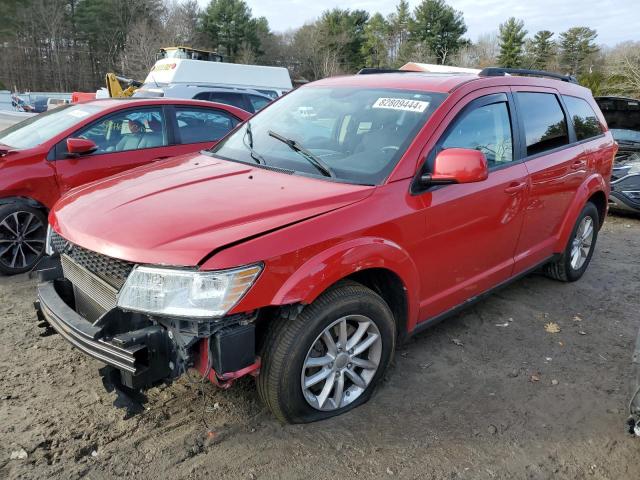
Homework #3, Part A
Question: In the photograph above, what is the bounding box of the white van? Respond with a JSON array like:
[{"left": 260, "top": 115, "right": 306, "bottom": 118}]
[{"left": 135, "top": 58, "right": 293, "bottom": 100}]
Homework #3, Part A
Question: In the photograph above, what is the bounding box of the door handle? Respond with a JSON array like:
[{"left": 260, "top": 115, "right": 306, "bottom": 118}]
[
  {"left": 504, "top": 182, "right": 526, "bottom": 194},
  {"left": 153, "top": 156, "right": 170, "bottom": 161}
]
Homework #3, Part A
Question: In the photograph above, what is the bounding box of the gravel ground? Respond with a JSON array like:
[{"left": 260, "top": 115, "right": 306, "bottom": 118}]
[{"left": 1, "top": 214, "right": 639, "bottom": 480}]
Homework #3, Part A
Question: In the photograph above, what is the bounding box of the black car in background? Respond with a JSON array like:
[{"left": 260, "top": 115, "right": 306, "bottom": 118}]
[{"left": 596, "top": 96, "right": 640, "bottom": 213}]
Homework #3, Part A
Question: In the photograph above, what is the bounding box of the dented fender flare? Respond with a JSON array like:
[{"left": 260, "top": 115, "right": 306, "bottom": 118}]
[
  {"left": 270, "top": 237, "right": 421, "bottom": 332},
  {"left": 554, "top": 174, "right": 608, "bottom": 253}
]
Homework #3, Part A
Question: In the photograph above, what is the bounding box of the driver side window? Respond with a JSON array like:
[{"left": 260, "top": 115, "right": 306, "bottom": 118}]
[
  {"left": 441, "top": 101, "right": 514, "bottom": 168},
  {"left": 58, "top": 108, "right": 167, "bottom": 158}
]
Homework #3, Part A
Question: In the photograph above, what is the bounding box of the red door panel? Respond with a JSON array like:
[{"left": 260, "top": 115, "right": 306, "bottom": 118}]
[
  {"left": 510, "top": 87, "right": 589, "bottom": 273},
  {"left": 53, "top": 145, "right": 189, "bottom": 194},
  {"left": 514, "top": 144, "right": 587, "bottom": 271},
  {"left": 416, "top": 162, "right": 529, "bottom": 321},
  {"left": 411, "top": 89, "right": 529, "bottom": 322}
]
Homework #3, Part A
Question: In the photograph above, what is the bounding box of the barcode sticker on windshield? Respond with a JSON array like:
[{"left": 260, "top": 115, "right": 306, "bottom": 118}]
[
  {"left": 372, "top": 98, "right": 429, "bottom": 113},
  {"left": 68, "top": 110, "right": 90, "bottom": 118}
]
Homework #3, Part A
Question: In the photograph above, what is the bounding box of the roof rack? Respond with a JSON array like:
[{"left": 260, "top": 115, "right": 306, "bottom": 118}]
[
  {"left": 357, "top": 68, "right": 411, "bottom": 75},
  {"left": 478, "top": 67, "right": 578, "bottom": 84}
]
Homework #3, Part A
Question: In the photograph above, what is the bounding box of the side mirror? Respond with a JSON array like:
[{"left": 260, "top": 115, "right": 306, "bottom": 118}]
[
  {"left": 66, "top": 137, "right": 97, "bottom": 157},
  {"left": 421, "top": 148, "right": 488, "bottom": 186}
]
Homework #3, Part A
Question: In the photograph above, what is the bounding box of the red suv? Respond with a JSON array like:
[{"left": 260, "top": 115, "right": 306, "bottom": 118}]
[
  {"left": 0, "top": 98, "right": 249, "bottom": 274},
  {"left": 36, "top": 68, "right": 616, "bottom": 423}
]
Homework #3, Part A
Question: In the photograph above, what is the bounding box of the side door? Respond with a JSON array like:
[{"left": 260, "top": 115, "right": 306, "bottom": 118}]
[
  {"left": 51, "top": 106, "right": 174, "bottom": 194},
  {"left": 414, "top": 91, "right": 530, "bottom": 321},
  {"left": 169, "top": 105, "right": 242, "bottom": 152},
  {"left": 510, "top": 88, "right": 589, "bottom": 273}
]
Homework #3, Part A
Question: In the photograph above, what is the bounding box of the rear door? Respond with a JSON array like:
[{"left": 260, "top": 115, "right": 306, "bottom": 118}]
[
  {"left": 52, "top": 106, "right": 174, "bottom": 194},
  {"left": 510, "top": 88, "right": 589, "bottom": 272},
  {"left": 414, "top": 90, "right": 530, "bottom": 321}
]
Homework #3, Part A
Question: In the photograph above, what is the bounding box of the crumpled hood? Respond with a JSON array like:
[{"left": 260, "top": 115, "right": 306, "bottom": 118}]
[{"left": 52, "top": 153, "right": 373, "bottom": 266}]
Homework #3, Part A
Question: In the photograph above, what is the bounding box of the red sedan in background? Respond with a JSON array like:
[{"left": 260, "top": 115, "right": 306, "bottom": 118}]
[{"left": 0, "top": 98, "right": 249, "bottom": 274}]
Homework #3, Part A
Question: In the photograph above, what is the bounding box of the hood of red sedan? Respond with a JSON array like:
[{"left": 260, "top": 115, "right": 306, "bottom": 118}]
[{"left": 51, "top": 153, "right": 373, "bottom": 266}]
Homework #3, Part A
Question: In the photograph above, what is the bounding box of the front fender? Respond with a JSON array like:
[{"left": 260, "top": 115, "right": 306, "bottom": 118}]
[
  {"left": 271, "top": 237, "right": 421, "bottom": 329},
  {"left": 554, "top": 173, "right": 607, "bottom": 252}
]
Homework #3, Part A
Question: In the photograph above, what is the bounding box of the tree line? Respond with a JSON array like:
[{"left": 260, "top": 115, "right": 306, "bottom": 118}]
[{"left": 0, "top": 0, "right": 638, "bottom": 98}]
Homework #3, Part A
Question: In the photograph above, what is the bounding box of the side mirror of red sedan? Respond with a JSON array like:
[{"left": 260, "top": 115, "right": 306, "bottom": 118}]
[
  {"left": 66, "top": 137, "right": 97, "bottom": 157},
  {"left": 421, "top": 148, "right": 489, "bottom": 186}
]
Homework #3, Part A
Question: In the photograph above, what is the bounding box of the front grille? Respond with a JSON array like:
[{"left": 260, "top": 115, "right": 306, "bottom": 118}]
[
  {"left": 61, "top": 255, "right": 118, "bottom": 321},
  {"left": 50, "top": 231, "right": 134, "bottom": 289}
]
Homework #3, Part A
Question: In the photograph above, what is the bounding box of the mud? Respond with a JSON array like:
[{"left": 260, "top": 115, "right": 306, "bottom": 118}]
[{"left": 1, "top": 214, "right": 639, "bottom": 479}]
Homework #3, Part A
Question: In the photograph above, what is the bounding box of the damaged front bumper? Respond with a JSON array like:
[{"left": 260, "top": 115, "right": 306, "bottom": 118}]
[
  {"left": 610, "top": 152, "right": 640, "bottom": 213},
  {"left": 35, "top": 256, "right": 260, "bottom": 391}
]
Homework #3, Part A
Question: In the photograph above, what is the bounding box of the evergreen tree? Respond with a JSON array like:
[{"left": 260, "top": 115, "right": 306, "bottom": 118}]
[
  {"left": 202, "top": 0, "right": 260, "bottom": 62},
  {"left": 497, "top": 17, "right": 527, "bottom": 68},
  {"left": 530, "top": 30, "right": 555, "bottom": 70},
  {"left": 362, "top": 13, "right": 390, "bottom": 67},
  {"left": 388, "top": 0, "right": 412, "bottom": 64},
  {"left": 410, "top": 0, "right": 467, "bottom": 65},
  {"left": 318, "top": 8, "right": 370, "bottom": 71},
  {"left": 559, "top": 26, "right": 599, "bottom": 76}
]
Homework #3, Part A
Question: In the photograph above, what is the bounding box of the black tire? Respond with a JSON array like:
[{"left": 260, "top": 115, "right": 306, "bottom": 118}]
[
  {"left": 0, "top": 203, "right": 47, "bottom": 275},
  {"left": 257, "top": 281, "right": 396, "bottom": 423},
  {"left": 544, "top": 202, "right": 599, "bottom": 282}
]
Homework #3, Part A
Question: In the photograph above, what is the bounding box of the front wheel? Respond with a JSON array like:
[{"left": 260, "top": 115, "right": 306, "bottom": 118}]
[
  {"left": 544, "top": 201, "right": 599, "bottom": 282},
  {"left": 257, "top": 281, "right": 396, "bottom": 423},
  {"left": 0, "top": 204, "right": 47, "bottom": 275}
]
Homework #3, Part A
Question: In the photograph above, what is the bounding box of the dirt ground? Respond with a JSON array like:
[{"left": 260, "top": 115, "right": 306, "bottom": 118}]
[{"left": 1, "top": 214, "right": 639, "bottom": 480}]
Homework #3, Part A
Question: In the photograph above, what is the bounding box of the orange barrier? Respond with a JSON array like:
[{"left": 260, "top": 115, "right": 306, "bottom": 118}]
[{"left": 71, "top": 92, "right": 96, "bottom": 103}]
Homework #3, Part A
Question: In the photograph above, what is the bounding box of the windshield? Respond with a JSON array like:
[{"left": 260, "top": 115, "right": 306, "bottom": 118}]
[
  {"left": 0, "top": 104, "right": 103, "bottom": 149},
  {"left": 210, "top": 86, "right": 445, "bottom": 185},
  {"left": 611, "top": 128, "right": 640, "bottom": 144}
]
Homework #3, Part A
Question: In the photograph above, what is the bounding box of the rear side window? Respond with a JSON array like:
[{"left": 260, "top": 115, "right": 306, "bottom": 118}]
[
  {"left": 441, "top": 101, "right": 514, "bottom": 168},
  {"left": 193, "top": 92, "right": 247, "bottom": 111},
  {"left": 247, "top": 94, "right": 271, "bottom": 113},
  {"left": 175, "top": 107, "right": 239, "bottom": 144},
  {"left": 562, "top": 95, "right": 603, "bottom": 141},
  {"left": 516, "top": 92, "right": 569, "bottom": 156}
]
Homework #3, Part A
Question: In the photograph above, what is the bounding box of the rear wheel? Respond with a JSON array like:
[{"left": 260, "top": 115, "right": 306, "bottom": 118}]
[
  {"left": 544, "top": 202, "right": 599, "bottom": 282},
  {"left": 257, "top": 281, "right": 395, "bottom": 423},
  {"left": 0, "top": 204, "right": 47, "bottom": 275}
]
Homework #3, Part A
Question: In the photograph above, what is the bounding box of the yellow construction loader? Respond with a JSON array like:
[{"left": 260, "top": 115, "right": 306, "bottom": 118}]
[
  {"left": 105, "top": 73, "right": 143, "bottom": 98},
  {"left": 104, "top": 47, "right": 223, "bottom": 98}
]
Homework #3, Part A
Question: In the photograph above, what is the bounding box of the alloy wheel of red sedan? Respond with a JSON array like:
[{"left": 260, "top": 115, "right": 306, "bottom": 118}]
[{"left": 0, "top": 208, "right": 46, "bottom": 274}]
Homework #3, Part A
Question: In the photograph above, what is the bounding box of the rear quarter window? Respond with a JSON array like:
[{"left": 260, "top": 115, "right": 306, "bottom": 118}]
[
  {"left": 562, "top": 95, "right": 603, "bottom": 141},
  {"left": 516, "top": 92, "right": 569, "bottom": 157}
]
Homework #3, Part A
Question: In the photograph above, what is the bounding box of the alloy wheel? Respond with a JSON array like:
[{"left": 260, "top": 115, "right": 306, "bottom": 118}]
[
  {"left": 570, "top": 215, "right": 594, "bottom": 270},
  {"left": 301, "top": 315, "right": 382, "bottom": 411},
  {"left": 0, "top": 210, "right": 46, "bottom": 271}
]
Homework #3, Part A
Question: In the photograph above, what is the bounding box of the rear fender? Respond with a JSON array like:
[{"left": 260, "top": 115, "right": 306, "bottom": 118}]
[
  {"left": 272, "top": 237, "right": 421, "bottom": 332},
  {"left": 554, "top": 174, "right": 607, "bottom": 253}
]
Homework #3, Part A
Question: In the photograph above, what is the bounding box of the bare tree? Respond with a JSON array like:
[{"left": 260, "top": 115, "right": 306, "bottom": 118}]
[{"left": 606, "top": 41, "right": 640, "bottom": 97}]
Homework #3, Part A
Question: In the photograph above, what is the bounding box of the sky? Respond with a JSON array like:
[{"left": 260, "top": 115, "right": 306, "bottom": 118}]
[{"left": 199, "top": 0, "right": 639, "bottom": 46}]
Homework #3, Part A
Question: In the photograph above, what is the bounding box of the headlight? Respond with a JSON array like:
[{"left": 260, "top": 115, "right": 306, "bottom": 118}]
[{"left": 117, "top": 264, "right": 262, "bottom": 318}]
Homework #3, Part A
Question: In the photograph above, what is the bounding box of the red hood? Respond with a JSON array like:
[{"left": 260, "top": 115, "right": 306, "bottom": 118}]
[{"left": 51, "top": 153, "right": 373, "bottom": 266}]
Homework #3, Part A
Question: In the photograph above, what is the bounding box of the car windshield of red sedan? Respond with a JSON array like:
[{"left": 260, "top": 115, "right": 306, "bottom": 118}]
[
  {"left": 209, "top": 87, "right": 445, "bottom": 185},
  {"left": 0, "top": 104, "right": 103, "bottom": 150}
]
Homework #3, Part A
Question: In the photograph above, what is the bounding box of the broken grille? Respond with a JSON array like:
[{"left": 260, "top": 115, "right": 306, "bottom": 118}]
[{"left": 50, "top": 231, "right": 134, "bottom": 289}]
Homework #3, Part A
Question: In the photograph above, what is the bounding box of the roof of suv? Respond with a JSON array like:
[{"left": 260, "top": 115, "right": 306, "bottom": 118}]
[{"left": 313, "top": 72, "right": 591, "bottom": 95}]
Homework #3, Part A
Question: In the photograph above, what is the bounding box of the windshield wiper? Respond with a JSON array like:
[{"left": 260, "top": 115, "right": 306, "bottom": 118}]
[
  {"left": 617, "top": 139, "right": 640, "bottom": 147},
  {"left": 268, "top": 130, "right": 336, "bottom": 178},
  {"left": 243, "top": 121, "right": 266, "bottom": 165}
]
